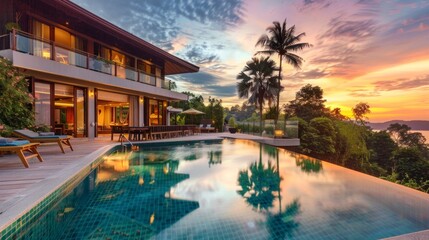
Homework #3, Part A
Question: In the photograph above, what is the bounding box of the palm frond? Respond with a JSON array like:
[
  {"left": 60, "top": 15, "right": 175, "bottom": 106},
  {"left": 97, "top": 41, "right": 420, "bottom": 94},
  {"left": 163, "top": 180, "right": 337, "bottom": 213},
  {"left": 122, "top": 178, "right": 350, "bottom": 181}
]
[
  {"left": 255, "top": 50, "right": 275, "bottom": 56},
  {"left": 255, "top": 34, "right": 269, "bottom": 47},
  {"left": 283, "top": 52, "right": 304, "bottom": 69},
  {"left": 285, "top": 42, "right": 312, "bottom": 52}
]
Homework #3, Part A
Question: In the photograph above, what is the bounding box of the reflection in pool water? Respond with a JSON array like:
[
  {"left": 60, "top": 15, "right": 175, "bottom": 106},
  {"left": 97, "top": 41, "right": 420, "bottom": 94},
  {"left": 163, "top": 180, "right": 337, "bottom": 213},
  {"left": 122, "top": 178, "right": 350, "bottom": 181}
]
[
  {"left": 14, "top": 139, "right": 429, "bottom": 239},
  {"left": 237, "top": 144, "right": 301, "bottom": 239}
]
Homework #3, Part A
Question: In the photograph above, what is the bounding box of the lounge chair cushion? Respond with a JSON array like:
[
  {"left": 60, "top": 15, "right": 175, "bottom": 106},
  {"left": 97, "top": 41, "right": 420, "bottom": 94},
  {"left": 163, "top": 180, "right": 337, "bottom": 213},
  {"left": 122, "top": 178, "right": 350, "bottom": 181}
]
[
  {"left": 206, "top": 124, "right": 211, "bottom": 128},
  {"left": 39, "top": 132, "right": 55, "bottom": 136},
  {"left": 15, "top": 129, "right": 66, "bottom": 139},
  {"left": 0, "top": 140, "right": 30, "bottom": 146},
  {"left": 15, "top": 129, "right": 40, "bottom": 138},
  {"left": 0, "top": 137, "right": 13, "bottom": 144},
  {"left": 35, "top": 135, "right": 68, "bottom": 139}
]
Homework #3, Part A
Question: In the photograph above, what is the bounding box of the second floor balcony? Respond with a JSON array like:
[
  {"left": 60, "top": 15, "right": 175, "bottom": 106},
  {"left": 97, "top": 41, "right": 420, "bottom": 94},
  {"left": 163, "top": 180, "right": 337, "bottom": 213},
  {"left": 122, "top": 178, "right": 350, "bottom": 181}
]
[{"left": 0, "top": 30, "right": 173, "bottom": 90}]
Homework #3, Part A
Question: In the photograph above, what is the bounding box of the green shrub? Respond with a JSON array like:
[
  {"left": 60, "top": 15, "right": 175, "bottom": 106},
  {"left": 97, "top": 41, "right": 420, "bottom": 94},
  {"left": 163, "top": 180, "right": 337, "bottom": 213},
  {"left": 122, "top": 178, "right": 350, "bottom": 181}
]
[
  {"left": 228, "top": 117, "right": 237, "bottom": 128},
  {"left": 0, "top": 57, "right": 35, "bottom": 135}
]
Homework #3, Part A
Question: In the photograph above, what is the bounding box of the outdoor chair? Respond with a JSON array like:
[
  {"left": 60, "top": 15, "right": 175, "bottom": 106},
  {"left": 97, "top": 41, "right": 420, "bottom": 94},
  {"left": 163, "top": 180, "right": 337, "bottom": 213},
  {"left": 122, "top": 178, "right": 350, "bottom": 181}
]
[
  {"left": 13, "top": 129, "right": 73, "bottom": 154},
  {"left": 0, "top": 137, "right": 43, "bottom": 168}
]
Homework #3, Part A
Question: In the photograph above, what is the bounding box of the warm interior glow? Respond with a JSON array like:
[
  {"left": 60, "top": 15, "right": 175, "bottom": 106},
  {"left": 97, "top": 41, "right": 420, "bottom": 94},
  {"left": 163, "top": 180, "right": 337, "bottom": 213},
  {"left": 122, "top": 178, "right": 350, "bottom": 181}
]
[
  {"left": 42, "top": 50, "right": 51, "bottom": 59},
  {"left": 54, "top": 102, "right": 74, "bottom": 107}
]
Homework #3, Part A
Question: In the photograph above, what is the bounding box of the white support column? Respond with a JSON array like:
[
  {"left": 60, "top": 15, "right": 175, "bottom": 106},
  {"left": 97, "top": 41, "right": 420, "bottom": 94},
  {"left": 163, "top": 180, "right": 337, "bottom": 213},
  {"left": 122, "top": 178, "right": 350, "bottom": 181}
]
[
  {"left": 167, "top": 112, "right": 171, "bottom": 126},
  {"left": 87, "top": 87, "right": 96, "bottom": 139}
]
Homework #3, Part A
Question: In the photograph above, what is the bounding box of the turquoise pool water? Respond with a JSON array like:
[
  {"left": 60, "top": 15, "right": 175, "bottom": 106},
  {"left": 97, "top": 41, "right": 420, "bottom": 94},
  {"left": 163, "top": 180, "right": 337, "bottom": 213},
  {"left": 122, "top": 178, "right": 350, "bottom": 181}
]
[{"left": 7, "top": 139, "right": 429, "bottom": 239}]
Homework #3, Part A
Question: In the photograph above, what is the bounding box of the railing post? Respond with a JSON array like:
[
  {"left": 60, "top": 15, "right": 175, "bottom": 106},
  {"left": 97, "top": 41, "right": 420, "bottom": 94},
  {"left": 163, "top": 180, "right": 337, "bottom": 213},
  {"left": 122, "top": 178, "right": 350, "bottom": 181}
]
[
  {"left": 114, "top": 62, "right": 117, "bottom": 76},
  {"left": 51, "top": 42, "right": 55, "bottom": 61},
  {"left": 86, "top": 53, "right": 89, "bottom": 69},
  {"left": 11, "top": 29, "right": 16, "bottom": 50}
]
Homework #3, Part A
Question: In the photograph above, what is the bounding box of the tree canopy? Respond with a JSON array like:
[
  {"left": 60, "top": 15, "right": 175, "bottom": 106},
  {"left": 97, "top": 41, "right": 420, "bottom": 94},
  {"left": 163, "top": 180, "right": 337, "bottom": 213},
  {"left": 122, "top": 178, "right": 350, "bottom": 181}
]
[{"left": 284, "top": 84, "right": 327, "bottom": 122}]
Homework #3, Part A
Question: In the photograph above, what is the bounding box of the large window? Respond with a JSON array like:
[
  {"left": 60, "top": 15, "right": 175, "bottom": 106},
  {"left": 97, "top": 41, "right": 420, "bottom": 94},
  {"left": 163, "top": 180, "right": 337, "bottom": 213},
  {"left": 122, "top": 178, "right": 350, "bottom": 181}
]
[
  {"left": 94, "top": 42, "right": 111, "bottom": 60},
  {"left": 92, "top": 43, "right": 112, "bottom": 74},
  {"left": 149, "top": 99, "right": 165, "bottom": 126},
  {"left": 97, "top": 91, "right": 130, "bottom": 131},
  {"left": 54, "top": 84, "right": 74, "bottom": 135},
  {"left": 112, "top": 50, "right": 125, "bottom": 78},
  {"left": 54, "top": 27, "right": 87, "bottom": 67},
  {"left": 34, "top": 82, "right": 52, "bottom": 127},
  {"left": 75, "top": 88, "right": 86, "bottom": 137},
  {"left": 33, "top": 20, "right": 51, "bottom": 59}
]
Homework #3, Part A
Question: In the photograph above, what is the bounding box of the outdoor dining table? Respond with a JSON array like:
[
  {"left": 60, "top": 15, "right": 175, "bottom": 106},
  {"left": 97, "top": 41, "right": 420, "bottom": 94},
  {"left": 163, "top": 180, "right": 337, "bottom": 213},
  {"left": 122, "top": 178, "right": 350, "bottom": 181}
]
[
  {"left": 110, "top": 125, "right": 129, "bottom": 141},
  {"left": 128, "top": 126, "right": 150, "bottom": 141},
  {"left": 110, "top": 125, "right": 150, "bottom": 141}
]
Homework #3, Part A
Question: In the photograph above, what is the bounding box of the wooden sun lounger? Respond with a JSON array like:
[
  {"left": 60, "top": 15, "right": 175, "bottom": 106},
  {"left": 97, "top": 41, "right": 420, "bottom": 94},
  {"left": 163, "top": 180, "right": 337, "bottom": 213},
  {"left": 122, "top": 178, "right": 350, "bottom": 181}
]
[
  {"left": 30, "top": 137, "right": 73, "bottom": 153},
  {"left": 0, "top": 143, "right": 43, "bottom": 168},
  {"left": 13, "top": 130, "right": 74, "bottom": 154}
]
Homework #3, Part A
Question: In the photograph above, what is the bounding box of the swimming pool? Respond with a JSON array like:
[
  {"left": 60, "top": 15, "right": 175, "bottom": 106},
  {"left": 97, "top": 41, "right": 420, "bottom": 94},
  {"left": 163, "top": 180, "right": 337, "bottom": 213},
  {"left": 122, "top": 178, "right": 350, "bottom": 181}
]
[{"left": 3, "top": 139, "right": 429, "bottom": 239}]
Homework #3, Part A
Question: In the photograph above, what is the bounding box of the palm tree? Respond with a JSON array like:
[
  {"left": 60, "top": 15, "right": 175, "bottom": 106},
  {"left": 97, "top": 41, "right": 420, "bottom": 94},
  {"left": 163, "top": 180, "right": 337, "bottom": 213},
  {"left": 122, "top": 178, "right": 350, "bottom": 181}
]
[
  {"left": 237, "top": 57, "right": 279, "bottom": 135},
  {"left": 256, "top": 19, "right": 311, "bottom": 125}
]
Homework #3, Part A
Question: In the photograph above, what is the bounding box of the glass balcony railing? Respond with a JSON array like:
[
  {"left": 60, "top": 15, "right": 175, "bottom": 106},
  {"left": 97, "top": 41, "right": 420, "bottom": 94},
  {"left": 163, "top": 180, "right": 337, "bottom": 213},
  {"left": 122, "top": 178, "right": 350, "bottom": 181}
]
[
  {"left": 88, "top": 56, "right": 113, "bottom": 75},
  {"left": 55, "top": 45, "right": 87, "bottom": 68},
  {"left": 5, "top": 30, "right": 172, "bottom": 89},
  {"left": 139, "top": 72, "right": 156, "bottom": 86},
  {"left": 161, "top": 79, "right": 171, "bottom": 89},
  {"left": 125, "top": 67, "right": 137, "bottom": 81}
]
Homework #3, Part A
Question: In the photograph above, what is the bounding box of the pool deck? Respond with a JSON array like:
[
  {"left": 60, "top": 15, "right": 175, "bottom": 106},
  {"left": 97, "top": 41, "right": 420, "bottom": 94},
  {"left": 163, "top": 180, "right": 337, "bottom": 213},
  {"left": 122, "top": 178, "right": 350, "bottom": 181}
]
[{"left": 1, "top": 132, "right": 427, "bottom": 239}]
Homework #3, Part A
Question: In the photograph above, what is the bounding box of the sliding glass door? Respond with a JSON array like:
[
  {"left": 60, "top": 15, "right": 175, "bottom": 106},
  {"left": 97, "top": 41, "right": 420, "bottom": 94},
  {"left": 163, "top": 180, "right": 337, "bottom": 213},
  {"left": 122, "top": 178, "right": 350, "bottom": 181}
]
[
  {"left": 74, "top": 88, "right": 87, "bottom": 137},
  {"left": 34, "top": 82, "right": 52, "bottom": 127}
]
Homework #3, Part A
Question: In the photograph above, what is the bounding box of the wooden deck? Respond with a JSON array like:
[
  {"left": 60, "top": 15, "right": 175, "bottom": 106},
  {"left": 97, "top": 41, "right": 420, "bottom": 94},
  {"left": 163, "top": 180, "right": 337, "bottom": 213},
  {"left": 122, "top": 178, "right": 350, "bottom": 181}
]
[{"left": 0, "top": 138, "right": 113, "bottom": 206}]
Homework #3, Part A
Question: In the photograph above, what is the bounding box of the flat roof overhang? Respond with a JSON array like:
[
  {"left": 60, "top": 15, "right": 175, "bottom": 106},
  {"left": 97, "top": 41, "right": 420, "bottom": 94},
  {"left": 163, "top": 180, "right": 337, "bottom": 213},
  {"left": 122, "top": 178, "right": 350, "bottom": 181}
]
[
  {"left": 1, "top": 50, "right": 188, "bottom": 101},
  {"left": 32, "top": 0, "right": 199, "bottom": 75}
]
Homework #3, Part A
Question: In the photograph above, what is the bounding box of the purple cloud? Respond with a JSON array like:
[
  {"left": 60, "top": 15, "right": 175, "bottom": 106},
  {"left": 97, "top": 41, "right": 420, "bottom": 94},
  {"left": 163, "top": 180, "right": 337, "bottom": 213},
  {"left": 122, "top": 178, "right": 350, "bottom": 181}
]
[{"left": 375, "top": 75, "right": 429, "bottom": 91}]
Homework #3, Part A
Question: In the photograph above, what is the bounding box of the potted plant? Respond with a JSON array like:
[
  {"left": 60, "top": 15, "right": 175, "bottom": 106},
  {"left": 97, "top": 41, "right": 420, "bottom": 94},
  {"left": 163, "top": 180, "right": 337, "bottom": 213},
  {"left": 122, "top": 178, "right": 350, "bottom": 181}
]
[
  {"left": 228, "top": 117, "right": 237, "bottom": 134},
  {"left": 5, "top": 22, "right": 21, "bottom": 31}
]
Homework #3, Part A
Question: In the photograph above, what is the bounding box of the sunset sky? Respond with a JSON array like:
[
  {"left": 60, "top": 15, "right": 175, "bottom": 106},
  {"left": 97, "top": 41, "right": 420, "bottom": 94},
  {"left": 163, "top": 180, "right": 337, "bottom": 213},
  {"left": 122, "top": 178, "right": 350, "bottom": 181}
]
[{"left": 72, "top": 0, "right": 429, "bottom": 122}]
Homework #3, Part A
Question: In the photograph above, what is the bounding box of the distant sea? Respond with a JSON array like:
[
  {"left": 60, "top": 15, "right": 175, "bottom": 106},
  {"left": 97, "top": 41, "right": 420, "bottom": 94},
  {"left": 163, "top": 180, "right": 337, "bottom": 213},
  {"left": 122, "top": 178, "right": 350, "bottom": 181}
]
[{"left": 368, "top": 120, "right": 429, "bottom": 143}]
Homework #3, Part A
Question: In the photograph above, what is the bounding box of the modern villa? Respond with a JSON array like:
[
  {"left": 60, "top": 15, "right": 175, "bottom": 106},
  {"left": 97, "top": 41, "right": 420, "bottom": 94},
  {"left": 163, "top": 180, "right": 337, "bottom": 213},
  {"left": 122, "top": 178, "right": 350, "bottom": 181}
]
[
  {"left": 0, "top": 0, "right": 199, "bottom": 138},
  {"left": 1, "top": 1, "right": 429, "bottom": 240}
]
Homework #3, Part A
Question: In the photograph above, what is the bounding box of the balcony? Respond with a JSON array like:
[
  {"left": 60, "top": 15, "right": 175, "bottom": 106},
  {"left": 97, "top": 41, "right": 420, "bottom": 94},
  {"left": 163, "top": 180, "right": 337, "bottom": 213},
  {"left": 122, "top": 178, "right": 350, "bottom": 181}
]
[{"left": 0, "top": 30, "right": 172, "bottom": 90}]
